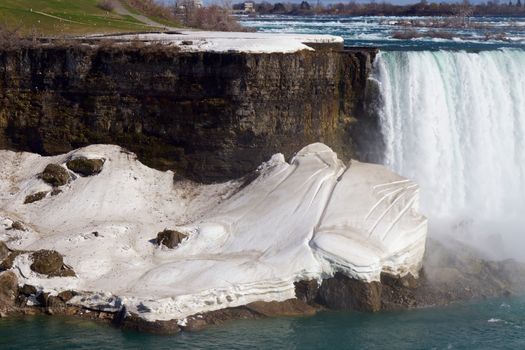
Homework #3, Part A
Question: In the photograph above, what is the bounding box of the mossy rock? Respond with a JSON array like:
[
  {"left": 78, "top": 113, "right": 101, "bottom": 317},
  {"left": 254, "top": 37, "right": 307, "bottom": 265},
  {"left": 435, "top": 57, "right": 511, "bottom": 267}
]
[
  {"left": 41, "top": 164, "right": 70, "bottom": 187},
  {"left": 24, "top": 191, "right": 48, "bottom": 204},
  {"left": 156, "top": 229, "right": 187, "bottom": 249},
  {"left": 66, "top": 157, "right": 104, "bottom": 176},
  {"left": 30, "top": 250, "right": 76, "bottom": 278}
]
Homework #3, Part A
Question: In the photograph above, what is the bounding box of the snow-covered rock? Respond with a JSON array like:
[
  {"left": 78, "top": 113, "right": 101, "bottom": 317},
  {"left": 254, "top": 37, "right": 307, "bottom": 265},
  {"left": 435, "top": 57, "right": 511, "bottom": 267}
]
[
  {"left": 0, "top": 143, "right": 427, "bottom": 321},
  {"left": 96, "top": 30, "right": 344, "bottom": 53}
]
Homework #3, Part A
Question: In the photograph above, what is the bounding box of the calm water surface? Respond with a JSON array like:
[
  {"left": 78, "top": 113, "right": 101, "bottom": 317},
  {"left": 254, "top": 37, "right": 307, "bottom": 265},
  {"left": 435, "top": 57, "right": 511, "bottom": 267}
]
[{"left": 1, "top": 296, "right": 525, "bottom": 349}]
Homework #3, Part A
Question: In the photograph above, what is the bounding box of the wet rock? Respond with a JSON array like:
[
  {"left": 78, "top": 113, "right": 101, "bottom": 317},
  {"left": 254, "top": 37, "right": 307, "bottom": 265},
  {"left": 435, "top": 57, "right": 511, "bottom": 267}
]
[
  {"left": 184, "top": 307, "right": 260, "bottom": 332},
  {"left": 245, "top": 299, "right": 317, "bottom": 317},
  {"left": 381, "top": 273, "right": 419, "bottom": 290},
  {"left": 156, "top": 229, "right": 187, "bottom": 249},
  {"left": 36, "top": 292, "right": 49, "bottom": 306},
  {"left": 66, "top": 157, "right": 104, "bottom": 176},
  {"left": 380, "top": 273, "right": 418, "bottom": 310},
  {"left": 41, "top": 164, "right": 70, "bottom": 187},
  {"left": 46, "top": 296, "right": 67, "bottom": 314},
  {"left": 0, "top": 271, "right": 18, "bottom": 313},
  {"left": 318, "top": 273, "right": 382, "bottom": 312},
  {"left": 0, "top": 242, "right": 9, "bottom": 262},
  {"left": 24, "top": 191, "right": 48, "bottom": 204},
  {"left": 294, "top": 279, "right": 319, "bottom": 304},
  {"left": 19, "top": 284, "right": 37, "bottom": 297},
  {"left": 119, "top": 312, "right": 181, "bottom": 335},
  {"left": 30, "top": 250, "right": 76, "bottom": 277}
]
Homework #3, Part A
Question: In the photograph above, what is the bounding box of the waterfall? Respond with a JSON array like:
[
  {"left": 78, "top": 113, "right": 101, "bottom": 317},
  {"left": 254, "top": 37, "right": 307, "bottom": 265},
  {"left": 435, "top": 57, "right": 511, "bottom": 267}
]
[{"left": 373, "top": 49, "right": 525, "bottom": 258}]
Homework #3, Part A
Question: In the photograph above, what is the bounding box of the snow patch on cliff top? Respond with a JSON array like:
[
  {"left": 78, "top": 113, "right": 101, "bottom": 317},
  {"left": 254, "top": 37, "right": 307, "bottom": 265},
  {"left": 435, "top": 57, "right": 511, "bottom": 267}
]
[
  {"left": 0, "top": 143, "right": 426, "bottom": 321},
  {"left": 97, "top": 30, "right": 344, "bottom": 53}
]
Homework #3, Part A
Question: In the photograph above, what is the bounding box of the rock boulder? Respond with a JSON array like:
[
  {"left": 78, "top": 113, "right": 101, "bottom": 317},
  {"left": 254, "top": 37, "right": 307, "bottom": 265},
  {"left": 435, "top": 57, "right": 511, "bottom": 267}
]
[
  {"left": 41, "top": 164, "right": 70, "bottom": 187},
  {"left": 30, "top": 250, "right": 76, "bottom": 277},
  {"left": 156, "top": 229, "right": 187, "bottom": 249},
  {"left": 66, "top": 157, "right": 104, "bottom": 176}
]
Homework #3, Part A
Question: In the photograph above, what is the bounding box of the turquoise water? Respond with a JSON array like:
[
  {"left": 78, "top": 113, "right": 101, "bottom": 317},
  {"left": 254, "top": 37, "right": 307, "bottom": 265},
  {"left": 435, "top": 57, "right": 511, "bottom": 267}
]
[
  {"left": 240, "top": 15, "right": 525, "bottom": 50},
  {"left": 2, "top": 296, "right": 525, "bottom": 349}
]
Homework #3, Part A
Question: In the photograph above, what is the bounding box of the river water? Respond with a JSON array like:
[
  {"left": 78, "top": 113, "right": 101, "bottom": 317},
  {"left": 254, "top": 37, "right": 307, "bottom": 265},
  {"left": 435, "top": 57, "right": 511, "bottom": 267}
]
[{"left": 1, "top": 295, "right": 525, "bottom": 349}]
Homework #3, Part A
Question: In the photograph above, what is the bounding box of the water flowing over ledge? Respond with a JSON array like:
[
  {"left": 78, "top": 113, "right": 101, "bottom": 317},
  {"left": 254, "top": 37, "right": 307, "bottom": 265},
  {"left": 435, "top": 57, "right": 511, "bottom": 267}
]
[{"left": 371, "top": 49, "right": 525, "bottom": 259}]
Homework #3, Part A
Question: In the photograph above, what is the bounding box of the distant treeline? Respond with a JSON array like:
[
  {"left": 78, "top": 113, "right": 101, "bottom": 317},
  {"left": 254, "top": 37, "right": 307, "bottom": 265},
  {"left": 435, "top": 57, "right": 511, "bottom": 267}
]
[{"left": 233, "top": 0, "right": 525, "bottom": 16}]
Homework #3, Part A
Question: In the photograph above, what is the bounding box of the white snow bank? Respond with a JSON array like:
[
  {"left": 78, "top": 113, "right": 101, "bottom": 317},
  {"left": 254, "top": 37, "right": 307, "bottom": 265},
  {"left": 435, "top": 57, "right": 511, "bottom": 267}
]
[
  {"left": 96, "top": 30, "right": 344, "bottom": 53},
  {"left": 0, "top": 143, "right": 426, "bottom": 321}
]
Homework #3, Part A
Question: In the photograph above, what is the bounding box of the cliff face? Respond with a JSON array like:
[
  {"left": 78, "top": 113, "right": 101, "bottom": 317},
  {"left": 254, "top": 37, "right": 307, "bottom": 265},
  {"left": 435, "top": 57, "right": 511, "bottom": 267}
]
[{"left": 0, "top": 43, "right": 376, "bottom": 182}]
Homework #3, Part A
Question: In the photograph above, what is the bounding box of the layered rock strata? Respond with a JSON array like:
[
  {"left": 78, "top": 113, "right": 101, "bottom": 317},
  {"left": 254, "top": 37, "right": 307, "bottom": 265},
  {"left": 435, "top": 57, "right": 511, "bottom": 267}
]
[{"left": 0, "top": 37, "right": 375, "bottom": 182}]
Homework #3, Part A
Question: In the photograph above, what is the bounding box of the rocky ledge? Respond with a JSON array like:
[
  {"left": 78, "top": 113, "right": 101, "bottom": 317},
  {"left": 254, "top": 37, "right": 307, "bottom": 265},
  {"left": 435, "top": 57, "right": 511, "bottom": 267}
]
[{"left": 0, "top": 34, "right": 376, "bottom": 183}]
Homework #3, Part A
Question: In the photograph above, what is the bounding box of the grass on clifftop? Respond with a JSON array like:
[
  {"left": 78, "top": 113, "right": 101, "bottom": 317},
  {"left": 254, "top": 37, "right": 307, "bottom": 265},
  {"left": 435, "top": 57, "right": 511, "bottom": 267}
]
[{"left": 0, "top": 0, "right": 176, "bottom": 36}]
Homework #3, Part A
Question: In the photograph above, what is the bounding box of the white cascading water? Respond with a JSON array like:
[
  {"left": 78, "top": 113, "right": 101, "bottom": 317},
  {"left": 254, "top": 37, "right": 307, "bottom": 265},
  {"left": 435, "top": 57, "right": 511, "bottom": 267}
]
[{"left": 374, "top": 49, "right": 525, "bottom": 259}]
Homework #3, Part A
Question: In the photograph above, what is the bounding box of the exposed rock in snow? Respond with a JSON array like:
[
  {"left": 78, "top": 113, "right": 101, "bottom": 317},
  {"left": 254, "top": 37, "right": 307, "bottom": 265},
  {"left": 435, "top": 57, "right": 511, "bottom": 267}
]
[
  {"left": 96, "top": 30, "right": 344, "bottom": 53},
  {"left": 0, "top": 143, "right": 427, "bottom": 321}
]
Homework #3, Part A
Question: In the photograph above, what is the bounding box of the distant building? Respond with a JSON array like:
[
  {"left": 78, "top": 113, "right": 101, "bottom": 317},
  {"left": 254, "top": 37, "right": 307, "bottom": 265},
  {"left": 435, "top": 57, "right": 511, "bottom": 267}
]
[
  {"left": 243, "top": 1, "right": 255, "bottom": 13},
  {"left": 176, "top": 0, "right": 203, "bottom": 10}
]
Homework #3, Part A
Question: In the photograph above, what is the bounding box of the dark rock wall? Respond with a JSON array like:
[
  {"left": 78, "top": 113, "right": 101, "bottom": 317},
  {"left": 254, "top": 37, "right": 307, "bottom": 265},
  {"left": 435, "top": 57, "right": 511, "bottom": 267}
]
[{"left": 0, "top": 44, "right": 376, "bottom": 182}]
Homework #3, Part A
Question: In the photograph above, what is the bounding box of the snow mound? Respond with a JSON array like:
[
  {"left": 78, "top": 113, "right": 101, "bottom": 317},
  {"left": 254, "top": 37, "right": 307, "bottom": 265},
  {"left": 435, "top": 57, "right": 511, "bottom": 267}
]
[
  {"left": 97, "top": 30, "right": 344, "bottom": 53},
  {"left": 0, "top": 143, "right": 427, "bottom": 321}
]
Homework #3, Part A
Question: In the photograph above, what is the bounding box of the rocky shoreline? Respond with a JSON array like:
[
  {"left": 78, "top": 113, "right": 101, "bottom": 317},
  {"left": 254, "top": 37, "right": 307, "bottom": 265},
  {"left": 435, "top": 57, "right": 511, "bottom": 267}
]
[{"left": 2, "top": 238, "right": 525, "bottom": 335}]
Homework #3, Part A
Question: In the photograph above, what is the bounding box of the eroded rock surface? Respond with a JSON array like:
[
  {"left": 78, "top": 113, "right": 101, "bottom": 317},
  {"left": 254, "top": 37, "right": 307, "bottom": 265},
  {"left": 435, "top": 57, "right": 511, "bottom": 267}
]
[{"left": 0, "top": 44, "right": 376, "bottom": 183}]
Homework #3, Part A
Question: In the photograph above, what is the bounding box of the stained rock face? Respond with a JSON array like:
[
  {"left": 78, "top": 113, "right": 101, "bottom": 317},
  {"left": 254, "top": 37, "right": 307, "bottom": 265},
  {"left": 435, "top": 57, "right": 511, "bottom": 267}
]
[
  {"left": 0, "top": 44, "right": 376, "bottom": 183},
  {"left": 66, "top": 157, "right": 104, "bottom": 176},
  {"left": 294, "top": 280, "right": 319, "bottom": 304},
  {"left": 30, "top": 250, "right": 76, "bottom": 277},
  {"left": 317, "top": 273, "right": 382, "bottom": 312},
  {"left": 156, "top": 229, "right": 187, "bottom": 249},
  {"left": 41, "top": 164, "right": 70, "bottom": 186}
]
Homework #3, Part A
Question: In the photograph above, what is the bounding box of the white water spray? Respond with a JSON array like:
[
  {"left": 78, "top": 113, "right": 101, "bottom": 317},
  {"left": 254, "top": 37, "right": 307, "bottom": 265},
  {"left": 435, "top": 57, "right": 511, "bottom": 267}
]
[{"left": 374, "top": 49, "right": 525, "bottom": 259}]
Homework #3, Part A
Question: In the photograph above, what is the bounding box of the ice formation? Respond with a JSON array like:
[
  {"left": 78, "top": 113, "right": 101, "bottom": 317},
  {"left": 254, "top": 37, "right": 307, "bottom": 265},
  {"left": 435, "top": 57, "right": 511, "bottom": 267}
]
[{"left": 0, "top": 143, "right": 426, "bottom": 321}]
